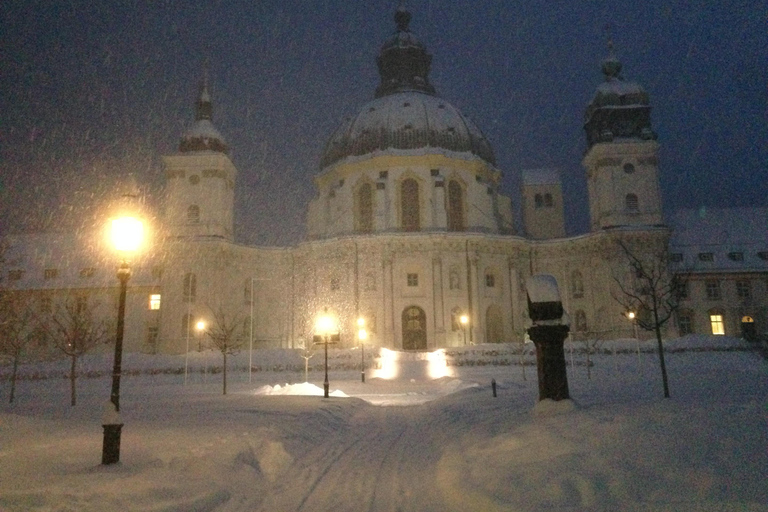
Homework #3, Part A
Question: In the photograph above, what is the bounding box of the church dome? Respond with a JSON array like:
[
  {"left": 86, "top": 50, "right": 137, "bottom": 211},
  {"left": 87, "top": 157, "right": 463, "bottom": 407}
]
[
  {"left": 320, "top": 91, "right": 496, "bottom": 168},
  {"left": 319, "top": 4, "right": 495, "bottom": 169}
]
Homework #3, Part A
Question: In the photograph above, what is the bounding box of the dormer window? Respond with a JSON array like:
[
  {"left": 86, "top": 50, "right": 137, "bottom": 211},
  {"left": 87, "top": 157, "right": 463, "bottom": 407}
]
[
  {"left": 698, "top": 252, "right": 714, "bottom": 262},
  {"left": 727, "top": 252, "right": 744, "bottom": 261},
  {"left": 670, "top": 253, "right": 683, "bottom": 262}
]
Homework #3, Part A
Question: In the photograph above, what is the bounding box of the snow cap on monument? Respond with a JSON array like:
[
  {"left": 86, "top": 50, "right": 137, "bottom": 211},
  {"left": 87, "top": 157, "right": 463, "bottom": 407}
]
[{"left": 526, "top": 274, "right": 565, "bottom": 323}]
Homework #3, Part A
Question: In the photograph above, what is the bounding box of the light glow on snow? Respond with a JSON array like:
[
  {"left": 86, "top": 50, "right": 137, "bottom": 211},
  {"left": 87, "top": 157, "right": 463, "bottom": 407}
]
[
  {"left": 427, "top": 349, "right": 452, "bottom": 379},
  {"left": 373, "top": 347, "right": 400, "bottom": 379}
]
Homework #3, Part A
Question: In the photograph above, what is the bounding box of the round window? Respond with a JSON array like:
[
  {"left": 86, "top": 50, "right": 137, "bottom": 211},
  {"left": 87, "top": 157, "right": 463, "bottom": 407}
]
[
  {"left": 189, "top": 175, "right": 200, "bottom": 185},
  {"left": 623, "top": 163, "right": 635, "bottom": 174}
]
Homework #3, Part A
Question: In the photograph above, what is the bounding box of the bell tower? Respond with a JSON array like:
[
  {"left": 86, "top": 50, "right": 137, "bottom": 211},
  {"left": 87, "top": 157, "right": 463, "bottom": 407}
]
[
  {"left": 582, "top": 41, "right": 663, "bottom": 231},
  {"left": 163, "top": 65, "right": 237, "bottom": 240}
]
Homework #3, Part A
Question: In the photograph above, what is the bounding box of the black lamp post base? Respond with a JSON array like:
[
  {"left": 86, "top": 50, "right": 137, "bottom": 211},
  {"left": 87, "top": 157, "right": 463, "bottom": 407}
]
[{"left": 101, "top": 424, "right": 123, "bottom": 465}]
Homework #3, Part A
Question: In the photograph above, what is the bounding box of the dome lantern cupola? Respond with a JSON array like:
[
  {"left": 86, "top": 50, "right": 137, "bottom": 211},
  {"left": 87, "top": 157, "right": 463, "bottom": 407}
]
[
  {"left": 584, "top": 39, "right": 656, "bottom": 148},
  {"left": 179, "top": 62, "right": 229, "bottom": 154},
  {"left": 375, "top": 2, "right": 436, "bottom": 98}
]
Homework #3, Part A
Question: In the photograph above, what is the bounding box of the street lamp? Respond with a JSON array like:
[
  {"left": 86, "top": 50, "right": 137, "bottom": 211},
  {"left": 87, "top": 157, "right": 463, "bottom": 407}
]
[
  {"left": 313, "top": 311, "right": 339, "bottom": 398},
  {"left": 460, "top": 314, "right": 469, "bottom": 346},
  {"left": 626, "top": 310, "right": 641, "bottom": 368},
  {"left": 102, "top": 215, "right": 143, "bottom": 465},
  {"left": 358, "top": 317, "right": 367, "bottom": 383}
]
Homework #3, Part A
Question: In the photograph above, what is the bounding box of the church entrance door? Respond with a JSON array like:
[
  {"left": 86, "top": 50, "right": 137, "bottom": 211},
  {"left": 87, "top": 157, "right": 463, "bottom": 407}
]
[{"left": 402, "top": 306, "right": 427, "bottom": 350}]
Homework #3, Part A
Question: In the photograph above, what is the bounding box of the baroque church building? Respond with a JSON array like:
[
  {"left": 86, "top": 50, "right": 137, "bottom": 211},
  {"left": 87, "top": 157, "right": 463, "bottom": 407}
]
[{"left": 5, "top": 6, "right": 765, "bottom": 354}]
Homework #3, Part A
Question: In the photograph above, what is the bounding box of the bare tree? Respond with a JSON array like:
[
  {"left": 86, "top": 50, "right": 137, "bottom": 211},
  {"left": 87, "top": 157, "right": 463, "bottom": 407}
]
[
  {"left": 0, "top": 295, "right": 39, "bottom": 403},
  {"left": 42, "top": 297, "right": 111, "bottom": 406},
  {"left": 612, "top": 238, "right": 684, "bottom": 398},
  {"left": 205, "top": 306, "right": 245, "bottom": 395}
]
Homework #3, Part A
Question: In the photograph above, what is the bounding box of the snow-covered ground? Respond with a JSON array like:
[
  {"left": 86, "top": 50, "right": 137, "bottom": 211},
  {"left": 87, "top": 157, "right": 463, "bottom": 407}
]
[{"left": 1, "top": 336, "right": 766, "bottom": 511}]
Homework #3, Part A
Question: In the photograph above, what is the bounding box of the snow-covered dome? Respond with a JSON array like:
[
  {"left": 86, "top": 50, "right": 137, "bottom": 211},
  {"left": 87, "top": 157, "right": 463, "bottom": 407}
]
[
  {"left": 319, "top": 4, "right": 495, "bottom": 168},
  {"left": 584, "top": 46, "right": 657, "bottom": 148},
  {"left": 320, "top": 91, "right": 496, "bottom": 168},
  {"left": 179, "top": 78, "right": 229, "bottom": 154}
]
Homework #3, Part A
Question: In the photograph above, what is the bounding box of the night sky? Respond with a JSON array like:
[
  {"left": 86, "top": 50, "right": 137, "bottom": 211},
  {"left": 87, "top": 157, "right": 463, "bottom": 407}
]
[{"left": 1, "top": 1, "right": 765, "bottom": 246}]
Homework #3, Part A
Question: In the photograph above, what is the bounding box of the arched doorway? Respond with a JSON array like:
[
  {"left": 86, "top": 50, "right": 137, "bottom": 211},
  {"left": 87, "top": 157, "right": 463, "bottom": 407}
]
[
  {"left": 741, "top": 316, "right": 756, "bottom": 341},
  {"left": 486, "top": 304, "right": 504, "bottom": 343},
  {"left": 402, "top": 306, "right": 427, "bottom": 350}
]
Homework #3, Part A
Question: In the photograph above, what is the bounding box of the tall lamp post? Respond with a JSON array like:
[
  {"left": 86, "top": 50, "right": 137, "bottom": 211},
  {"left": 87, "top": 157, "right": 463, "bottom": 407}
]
[
  {"left": 313, "top": 311, "right": 339, "bottom": 398},
  {"left": 357, "top": 317, "right": 367, "bottom": 383},
  {"left": 460, "top": 314, "right": 469, "bottom": 346},
  {"left": 102, "top": 215, "right": 143, "bottom": 465}
]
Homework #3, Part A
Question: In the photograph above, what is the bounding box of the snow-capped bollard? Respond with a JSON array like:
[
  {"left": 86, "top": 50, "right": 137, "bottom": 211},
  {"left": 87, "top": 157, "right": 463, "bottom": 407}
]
[
  {"left": 101, "top": 401, "right": 123, "bottom": 465},
  {"left": 526, "top": 275, "right": 571, "bottom": 402},
  {"left": 492, "top": 378, "right": 497, "bottom": 397}
]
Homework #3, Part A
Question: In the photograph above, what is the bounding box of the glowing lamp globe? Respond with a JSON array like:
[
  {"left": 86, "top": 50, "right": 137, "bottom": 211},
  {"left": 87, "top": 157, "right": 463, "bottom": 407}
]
[
  {"left": 196, "top": 320, "right": 206, "bottom": 331},
  {"left": 358, "top": 328, "right": 368, "bottom": 341},
  {"left": 459, "top": 314, "right": 469, "bottom": 325},
  {"left": 111, "top": 217, "right": 144, "bottom": 253},
  {"left": 316, "top": 314, "right": 338, "bottom": 336}
]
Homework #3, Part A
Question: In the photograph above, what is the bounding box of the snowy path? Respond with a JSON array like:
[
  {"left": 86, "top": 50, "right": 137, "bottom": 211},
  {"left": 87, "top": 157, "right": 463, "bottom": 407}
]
[{"left": 254, "top": 403, "right": 447, "bottom": 512}]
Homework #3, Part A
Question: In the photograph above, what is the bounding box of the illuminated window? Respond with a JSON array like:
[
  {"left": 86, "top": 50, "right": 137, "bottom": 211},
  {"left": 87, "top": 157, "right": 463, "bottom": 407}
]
[
  {"left": 705, "top": 280, "right": 721, "bottom": 300},
  {"left": 149, "top": 294, "right": 161, "bottom": 310},
  {"left": 736, "top": 280, "right": 751, "bottom": 300},
  {"left": 709, "top": 314, "right": 725, "bottom": 335},
  {"left": 407, "top": 273, "right": 419, "bottom": 287}
]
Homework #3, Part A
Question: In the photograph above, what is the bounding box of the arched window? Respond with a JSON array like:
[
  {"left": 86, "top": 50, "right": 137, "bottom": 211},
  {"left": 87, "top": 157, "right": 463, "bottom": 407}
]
[
  {"left": 401, "top": 178, "right": 420, "bottom": 231},
  {"left": 187, "top": 205, "right": 200, "bottom": 223},
  {"left": 574, "top": 310, "right": 588, "bottom": 332},
  {"left": 447, "top": 180, "right": 465, "bottom": 231},
  {"left": 625, "top": 193, "right": 639, "bottom": 212},
  {"left": 183, "top": 273, "right": 196, "bottom": 303},
  {"left": 356, "top": 182, "right": 373, "bottom": 233},
  {"left": 571, "top": 270, "right": 584, "bottom": 299}
]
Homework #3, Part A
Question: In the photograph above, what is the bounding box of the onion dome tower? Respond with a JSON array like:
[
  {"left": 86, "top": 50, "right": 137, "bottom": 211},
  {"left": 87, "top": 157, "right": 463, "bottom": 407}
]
[
  {"left": 163, "top": 62, "right": 237, "bottom": 240},
  {"left": 583, "top": 39, "right": 663, "bottom": 231},
  {"left": 308, "top": 3, "right": 513, "bottom": 239}
]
